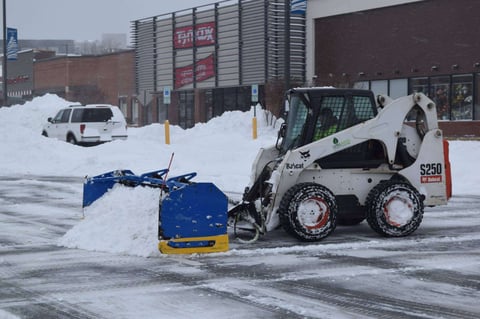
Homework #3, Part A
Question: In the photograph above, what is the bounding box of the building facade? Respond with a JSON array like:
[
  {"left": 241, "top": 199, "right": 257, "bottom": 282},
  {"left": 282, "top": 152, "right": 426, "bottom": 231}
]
[
  {"left": 132, "top": 0, "right": 307, "bottom": 127},
  {"left": 34, "top": 50, "right": 136, "bottom": 122},
  {"left": 309, "top": 0, "right": 480, "bottom": 137},
  {"left": 0, "top": 50, "right": 35, "bottom": 104},
  {"left": 131, "top": 0, "right": 479, "bottom": 137}
]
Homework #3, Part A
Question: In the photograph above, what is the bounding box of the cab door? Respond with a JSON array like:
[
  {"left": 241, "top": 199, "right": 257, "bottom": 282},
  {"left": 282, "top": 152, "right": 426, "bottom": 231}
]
[{"left": 49, "top": 109, "right": 71, "bottom": 140}]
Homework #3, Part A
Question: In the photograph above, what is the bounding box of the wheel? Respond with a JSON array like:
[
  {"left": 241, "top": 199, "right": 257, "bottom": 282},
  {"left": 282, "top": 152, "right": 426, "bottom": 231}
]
[
  {"left": 366, "top": 180, "right": 423, "bottom": 237},
  {"left": 67, "top": 134, "right": 77, "bottom": 145},
  {"left": 42, "top": 131, "right": 48, "bottom": 137},
  {"left": 279, "top": 183, "right": 337, "bottom": 242}
]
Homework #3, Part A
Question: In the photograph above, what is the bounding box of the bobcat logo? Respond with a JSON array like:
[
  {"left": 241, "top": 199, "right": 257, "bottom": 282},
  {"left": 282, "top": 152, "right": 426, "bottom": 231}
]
[
  {"left": 299, "top": 150, "right": 311, "bottom": 160},
  {"left": 286, "top": 163, "right": 304, "bottom": 170}
]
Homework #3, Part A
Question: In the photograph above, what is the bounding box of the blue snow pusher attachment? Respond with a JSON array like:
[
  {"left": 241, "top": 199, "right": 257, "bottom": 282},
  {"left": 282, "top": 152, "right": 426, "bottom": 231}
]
[
  {"left": 82, "top": 169, "right": 170, "bottom": 208},
  {"left": 159, "top": 180, "right": 228, "bottom": 254},
  {"left": 82, "top": 169, "right": 229, "bottom": 254}
]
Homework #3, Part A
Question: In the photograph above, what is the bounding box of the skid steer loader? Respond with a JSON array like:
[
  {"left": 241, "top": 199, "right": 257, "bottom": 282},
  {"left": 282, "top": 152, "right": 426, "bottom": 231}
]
[{"left": 229, "top": 88, "right": 452, "bottom": 243}]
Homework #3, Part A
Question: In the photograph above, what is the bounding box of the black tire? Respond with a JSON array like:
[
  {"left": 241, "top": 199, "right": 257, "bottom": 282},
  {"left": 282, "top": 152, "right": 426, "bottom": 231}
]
[
  {"left": 366, "top": 180, "right": 423, "bottom": 237},
  {"left": 279, "top": 183, "right": 337, "bottom": 242},
  {"left": 42, "top": 131, "right": 48, "bottom": 137},
  {"left": 67, "top": 134, "right": 77, "bottom": 145}
]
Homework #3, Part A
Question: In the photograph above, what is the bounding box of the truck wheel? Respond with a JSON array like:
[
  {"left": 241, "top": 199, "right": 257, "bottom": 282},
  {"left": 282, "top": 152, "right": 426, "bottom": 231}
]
[
  {"left": 67, "top": 134, "right": 77, "bottom": 145},
  {"left": 366, "top": 180, "right": 423, "bottom": 237},
  {"left": 279, "top": 183, "right": 337, "bottom": 242}
]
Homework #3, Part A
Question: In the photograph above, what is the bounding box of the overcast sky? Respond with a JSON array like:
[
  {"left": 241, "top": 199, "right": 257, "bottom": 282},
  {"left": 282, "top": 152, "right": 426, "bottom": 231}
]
[{"left": 7, "top": 0, "right": 217, "bottom": 42}]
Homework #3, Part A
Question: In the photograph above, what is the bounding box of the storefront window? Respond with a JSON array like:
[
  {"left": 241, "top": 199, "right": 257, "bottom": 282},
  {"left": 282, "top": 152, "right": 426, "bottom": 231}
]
[
  {"left": 371, "top": 80, "right": 388, "bottom": 98},
  {"left": 476, "top": 74, "right": 480, "bottom": 120},
  {"left": 213, "top": 89, "right": 225, "bottom": 117},
  {"left": 237, "top": 86, "right": 251, "bottom": 112},
  {"left": 357, "top": 75, "right": 477, "bottom": 122},
  {"left": 451, "top": 74, "right": 473, "bottom": 120},
  {"left": 389, "top": 79, "right": 408, "bottom": 99},
  {"left": 223, "top": 88, "right": 238, "bottom": 111},
  {"left": 353, "top": 81, "right": 369, "bottom": 90},
  {"left": 430, "top": 76, "right": 450, "bottom": 120},
  {"left": 132, "top": 99, "right": 139, "bottom": 125},
  {"left": 178, "top": 91, "right": 194, "bottom": 129},
  {"left": 410, "top": 77, "right": 428, "bottom": 94},
  {"left": 205, "top": 89, "right": 214, "bottom": 122}
]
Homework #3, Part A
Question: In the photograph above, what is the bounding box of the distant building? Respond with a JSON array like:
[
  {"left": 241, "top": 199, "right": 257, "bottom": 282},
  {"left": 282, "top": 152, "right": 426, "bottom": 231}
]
[
  {"left": 0, "top": 49, "right": 56, "bottom": 105},
  {"left": 1, "top": 36, "right": 129, "bottom": 57},
  {"left": 1, "top": 39, "right": 135, "bottom": 118},
  {"left": 17, "top": 39, "right": 75, "bottom": 55},
  {"left": 101, "top": 33, "right": 128, "bottom": 51},
  {"left": 33, "top": 50, "right": 136, "bottom": 122}
]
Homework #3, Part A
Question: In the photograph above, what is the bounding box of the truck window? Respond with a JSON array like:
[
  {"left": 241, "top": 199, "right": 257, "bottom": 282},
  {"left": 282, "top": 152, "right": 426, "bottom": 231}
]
[{"left": 71, "top": 108, "right": 113, "bottom": 123}]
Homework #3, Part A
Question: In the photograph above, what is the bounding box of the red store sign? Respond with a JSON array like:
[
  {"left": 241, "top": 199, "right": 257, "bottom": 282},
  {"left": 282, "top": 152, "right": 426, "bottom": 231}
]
[
  {"left": 5, "top": 75, "right": 30, "bottom": 85},
  {"left": 175, "top": 54, "right": 215, "bottom": 88},
  {"left": 174, "top": 22, "right": 215, "bottom": 49}
]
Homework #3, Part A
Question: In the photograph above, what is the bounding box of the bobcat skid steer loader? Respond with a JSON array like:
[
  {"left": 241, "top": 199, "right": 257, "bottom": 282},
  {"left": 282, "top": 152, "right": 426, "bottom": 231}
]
[{"left": 229, "top": 88, "right": 452, "bottom": 243}]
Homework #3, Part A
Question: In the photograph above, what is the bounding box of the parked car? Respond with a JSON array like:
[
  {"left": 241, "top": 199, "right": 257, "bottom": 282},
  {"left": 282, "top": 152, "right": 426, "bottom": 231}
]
[{"left": 42, "top": 104, "right": 128, "bottom": 146}]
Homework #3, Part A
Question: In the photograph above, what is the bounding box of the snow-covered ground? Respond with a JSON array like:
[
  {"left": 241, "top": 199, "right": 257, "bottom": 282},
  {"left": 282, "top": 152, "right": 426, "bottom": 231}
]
[
  {"left": 1, "top": 94, "right": 480, "bottom": 318},
  {"left": 0, "top": 94, "right": 479, "bottom": 258}
]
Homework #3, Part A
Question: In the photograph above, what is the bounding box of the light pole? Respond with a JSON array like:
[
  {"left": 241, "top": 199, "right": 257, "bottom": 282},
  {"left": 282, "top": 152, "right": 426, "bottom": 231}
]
[
  {"left": 2, "top": 0, "right": 7, "bottom": 106},
  {"left": 284, "top": 0, "right": 290, "bottom": 92}
]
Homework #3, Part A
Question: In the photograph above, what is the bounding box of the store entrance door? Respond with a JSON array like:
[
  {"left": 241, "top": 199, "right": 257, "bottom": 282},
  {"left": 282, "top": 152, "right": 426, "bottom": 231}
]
[{"left": 178, "top": 90, "right": 195, "bottom": 129}]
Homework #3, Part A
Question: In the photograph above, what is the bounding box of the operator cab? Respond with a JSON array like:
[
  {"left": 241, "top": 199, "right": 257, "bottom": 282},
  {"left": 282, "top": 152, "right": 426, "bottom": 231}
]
[
  {"left": 278, "top": 88, "right": 385, "bottom": 169},
  {"left": 279, "top": 88, "right": 378, "bottom": 152}
]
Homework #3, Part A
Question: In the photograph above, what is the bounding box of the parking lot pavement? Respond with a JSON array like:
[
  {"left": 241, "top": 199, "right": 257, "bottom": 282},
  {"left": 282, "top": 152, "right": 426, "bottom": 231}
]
[{"left": 1, "top": 176, "right": 479, "bottom": 319}]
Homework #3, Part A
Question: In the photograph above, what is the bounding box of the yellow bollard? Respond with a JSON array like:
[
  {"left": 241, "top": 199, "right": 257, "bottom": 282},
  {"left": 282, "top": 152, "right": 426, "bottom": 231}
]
[
  {"left": 252, "top": 116, "right": 257, "bottom": 140},
  {"left": 164, "top": 120, "right": 170, "bottom": 144}
]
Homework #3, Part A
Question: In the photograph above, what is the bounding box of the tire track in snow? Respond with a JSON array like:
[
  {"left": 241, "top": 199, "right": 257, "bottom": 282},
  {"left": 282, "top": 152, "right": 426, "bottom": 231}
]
[{"left": 268, "top": 279, "right": 480, "bottom": 319}]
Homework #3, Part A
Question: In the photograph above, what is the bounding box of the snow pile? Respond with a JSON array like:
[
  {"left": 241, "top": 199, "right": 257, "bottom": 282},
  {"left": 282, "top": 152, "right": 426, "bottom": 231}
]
[
  {"left": 59, "top": 185, "right": 161, "bottom": 257},
  {"left": 0, "top": 94, "right": 73, "bottom": 133},
  {"left": 448, "top": 140, "right": 480, "bottom": 195}
]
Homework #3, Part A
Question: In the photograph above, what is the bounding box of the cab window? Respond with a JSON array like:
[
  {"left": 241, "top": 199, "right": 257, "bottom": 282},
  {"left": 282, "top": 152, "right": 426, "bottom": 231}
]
[
  {"left": 53, "top": 109, "right": 71, "bottom": 123},
  {"left": 60, "top": 109, "right": 71, "bottom": 123},
  {"left": 281, "top": 95, "right": 309, "bottom": 152}
]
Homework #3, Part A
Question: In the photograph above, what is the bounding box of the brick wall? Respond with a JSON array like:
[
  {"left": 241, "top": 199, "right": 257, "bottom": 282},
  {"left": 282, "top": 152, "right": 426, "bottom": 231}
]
[
  {"left": 34, "top": 50, "right": 135, "bottom": 106},
  {"left": 440, "top": 121, "right": 480, "bottom": 139}
]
